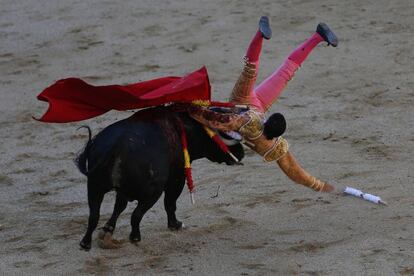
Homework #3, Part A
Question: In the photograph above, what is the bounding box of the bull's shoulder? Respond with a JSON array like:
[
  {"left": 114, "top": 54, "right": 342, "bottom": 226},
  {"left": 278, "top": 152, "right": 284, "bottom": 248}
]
[{"left": 127, "top": 106, "right": 172, "bottom": 121}]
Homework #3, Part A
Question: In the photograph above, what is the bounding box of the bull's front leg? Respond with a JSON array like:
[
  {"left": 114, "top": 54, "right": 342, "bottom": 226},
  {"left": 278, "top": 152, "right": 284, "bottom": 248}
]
[
  {"left": 164, "top": 176, "right": 185, "bottom": 230},
  {"left": 129, "top": 191, "right": 163, "bottom": 243}
]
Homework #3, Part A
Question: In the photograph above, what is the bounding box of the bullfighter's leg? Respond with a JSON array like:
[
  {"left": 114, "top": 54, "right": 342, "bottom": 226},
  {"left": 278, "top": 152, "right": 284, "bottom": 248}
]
[
  {"left": 129, "top": 191, "right": 163, "bottom": 243},
  {"left": 229, "top": 16, "right": 270, "bottom": 106},
  {"left": 164, "top": 177, "right": 186, "bottom": 230},
  {"left": 80, "top": 182, "right": 105, "bottom": 250},
  {"left": 253, "top": 23, "right": 338, "bottom": 112},
  {"left": 246, "top": 16, "right": 271, "bottom": 64}
]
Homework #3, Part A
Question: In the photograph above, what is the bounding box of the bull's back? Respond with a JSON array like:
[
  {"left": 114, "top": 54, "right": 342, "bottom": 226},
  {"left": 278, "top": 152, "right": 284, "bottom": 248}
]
[
  {"left": 117, "top": 121, "right": 172, "bottom": 184},
  {"left": 87, "top": 111, "right": 182, "bottom": 198}
]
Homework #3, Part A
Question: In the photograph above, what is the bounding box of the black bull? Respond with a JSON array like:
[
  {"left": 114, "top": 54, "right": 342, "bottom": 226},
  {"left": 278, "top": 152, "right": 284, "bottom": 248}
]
[{"left": 75, "top": 106, "right": 244, "bottom": 250}]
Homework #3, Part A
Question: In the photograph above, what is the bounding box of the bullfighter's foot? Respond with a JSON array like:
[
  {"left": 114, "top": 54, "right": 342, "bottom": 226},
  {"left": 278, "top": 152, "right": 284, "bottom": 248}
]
[
  {"left": 97, "top": 231, "right": 122, "bottom": 249},
  {"left": 316, "top": 23, "right": 338, "bottom": 47},
  {"left": 129, "top": 231, "right": 141, "bottom": 243},
  {"left": 79, "top": 240, "right": 91, "bottom": 251},
  {"left": 259, "top": 16, "right": 272, "bottom": 40},
  {"left": 168, "top": 220, "right": 184, "bottom": 231}
]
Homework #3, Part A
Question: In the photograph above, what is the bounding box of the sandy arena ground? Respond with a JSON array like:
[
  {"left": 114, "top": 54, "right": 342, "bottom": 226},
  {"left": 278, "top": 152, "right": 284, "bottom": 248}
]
[{"left": 1, "top": 0, "right": 413, "bottom": 275}]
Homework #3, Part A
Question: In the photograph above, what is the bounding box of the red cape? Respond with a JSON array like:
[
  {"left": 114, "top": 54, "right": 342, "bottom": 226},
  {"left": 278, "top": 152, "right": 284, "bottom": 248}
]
[{"left": 35, "top": 67, "right": 211, "bottom": 123}]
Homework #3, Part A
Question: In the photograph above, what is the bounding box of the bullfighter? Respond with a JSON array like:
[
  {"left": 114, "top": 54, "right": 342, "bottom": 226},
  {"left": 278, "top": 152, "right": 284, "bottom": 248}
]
[{"left": 187, "top": 16, "right": 338, "bottom": 192}]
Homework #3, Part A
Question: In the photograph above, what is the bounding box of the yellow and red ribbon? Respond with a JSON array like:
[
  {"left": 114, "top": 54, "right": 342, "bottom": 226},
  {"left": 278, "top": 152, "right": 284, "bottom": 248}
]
[
  {"left": 178, "top": 101, "right": 240, "bottom": 204},
  {"left": 203, "top": 126, "right": 239, "bottom": 163},
  {"left": 179, "top": 120, "right": 195, "bottom": 203}
]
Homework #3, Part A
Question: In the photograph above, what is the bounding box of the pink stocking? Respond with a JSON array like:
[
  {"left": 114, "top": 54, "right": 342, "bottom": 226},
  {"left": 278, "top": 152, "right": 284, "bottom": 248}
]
[
  {"left": 245, "top": 30, "right": 264, "bottom": 66},
  {"left": 252, "top": 32, "right": 324, "bottom": 112},
  {"left": 229, "top": 30, "right": 264, "bottom": 106},
  {"left": 251, "top": 59, "right": 299, "bottom": 112},
  {"left": 288, "top": 32, "right": 324, "bottom": 65}
]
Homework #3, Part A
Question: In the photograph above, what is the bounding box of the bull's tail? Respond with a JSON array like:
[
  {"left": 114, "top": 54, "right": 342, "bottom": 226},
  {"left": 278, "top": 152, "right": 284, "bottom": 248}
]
[{"left": 74, "top": 125, "right": 92, "bottom": 176}]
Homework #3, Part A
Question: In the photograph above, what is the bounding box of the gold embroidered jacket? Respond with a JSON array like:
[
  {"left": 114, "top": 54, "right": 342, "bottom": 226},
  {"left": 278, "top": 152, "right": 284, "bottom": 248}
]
[
  {"left": 187, "top": 105, "right": 334, "bottom": 193},
  {"left": 188, "top": 107, "right": 288, "bottom": 162}
]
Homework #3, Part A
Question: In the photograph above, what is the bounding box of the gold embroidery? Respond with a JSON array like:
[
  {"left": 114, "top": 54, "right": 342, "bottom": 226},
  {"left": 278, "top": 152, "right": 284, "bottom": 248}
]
[
  {"left": 191, "top": 100, "right": 211, "bottom": 106},
  {"left": 239, "top": 110, "right": 263, "bottom": 140},
  {"left": 263, "top": 137, "right": 289, "bottom": 162},
  {"left": 308, "top": 177, "right": 325, "bottom": 191},
  {"left": 229, "top": 58, "right": 257, "bottom": 105}
]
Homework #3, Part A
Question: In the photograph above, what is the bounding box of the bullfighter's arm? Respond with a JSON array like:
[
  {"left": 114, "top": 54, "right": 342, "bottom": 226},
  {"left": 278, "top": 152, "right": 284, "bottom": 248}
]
[
  {"left": 276, "top": 151, "right": 335, "bottom": 192},
  {"left": 187, "top": 105, "right": 248, "bottom": 132}
]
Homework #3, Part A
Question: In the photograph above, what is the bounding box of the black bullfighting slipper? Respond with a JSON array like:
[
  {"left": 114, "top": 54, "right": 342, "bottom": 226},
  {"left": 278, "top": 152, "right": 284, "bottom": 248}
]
[
  {"left": 316, "top": 23, "right": 338, "bottom": 47},
  {"left": 259, "top": 16, "right": 272, "bottom": 40}
]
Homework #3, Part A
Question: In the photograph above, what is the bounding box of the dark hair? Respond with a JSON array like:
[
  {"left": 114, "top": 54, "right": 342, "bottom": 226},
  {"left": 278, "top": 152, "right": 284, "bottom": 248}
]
[{"left": 263, "top": 113, "right": 286, "bottom": 139}]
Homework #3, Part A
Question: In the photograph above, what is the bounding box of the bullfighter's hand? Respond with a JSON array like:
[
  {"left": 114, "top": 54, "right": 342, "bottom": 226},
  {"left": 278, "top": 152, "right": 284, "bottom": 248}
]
[{"left": 321, "top": 182, "right": 335, "bottom": 193}]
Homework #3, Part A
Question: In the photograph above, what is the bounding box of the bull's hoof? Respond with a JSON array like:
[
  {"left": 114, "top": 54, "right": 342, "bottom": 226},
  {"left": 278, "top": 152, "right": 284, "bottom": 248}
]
[
  {"left": 97, "top": 225, "right": 113, "bottom": 240},
  {"left": 98, "top": 232, "right": 122, "bottom": 249},
  {"left": 97, "top": 229, "right": 106, "bottom": 240},
  {"left": 102, "top": 225, "right": 115, "bottom": 234},
  {"left": 79, "top": 240, "right": 91, "bottom": 251},
  {"left": 168, "top": 220, "right": 183, "bottom": 231},
  {"left": 129, "top": 232, "right": 141, "bottom": 243}
]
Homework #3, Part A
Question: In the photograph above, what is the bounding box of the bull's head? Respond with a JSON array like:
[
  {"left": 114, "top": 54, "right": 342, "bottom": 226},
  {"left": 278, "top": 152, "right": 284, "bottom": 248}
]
[
  {"left": 205, "top": 130, "right": 244, "bottom": 165},
  {"left": 183, "top": 115, "right": 244, "bottom": 165}
]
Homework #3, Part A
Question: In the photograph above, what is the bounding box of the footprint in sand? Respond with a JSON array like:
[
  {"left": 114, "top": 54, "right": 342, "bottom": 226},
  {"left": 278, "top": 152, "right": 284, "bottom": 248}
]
[
  {"left": 143, "top": 255, "right": 167, "bottom": 270},
  {"left": 5, "top": 235, "right": 24, "bottom": 243},
  {"left": 13, "top": 260, "right": 32, "bottom": 268},
  {"left": 81, "top": 257, "right": 113, "bottom": 275},
  {"left": 42, "top": 261, "right": 60, "bottom": 269},
  {"left": 235, "top": 243, "right": 267, "bottom": 250},
  {"left": 400, "top": 267, "right": 414, "bottom": 275},
  {"left": 11, "top": 168, "right": 36, "bottom": 174},
  {"left": 288, "top": 239, "right": 345, "bottom": 253},
  {"left": 0, "top": 174, "right": 13, "bottom": 186}
]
